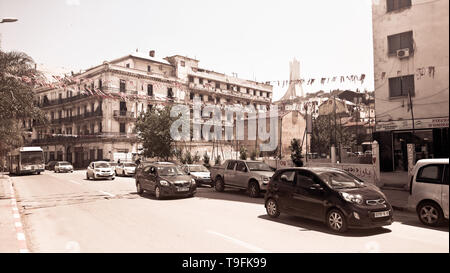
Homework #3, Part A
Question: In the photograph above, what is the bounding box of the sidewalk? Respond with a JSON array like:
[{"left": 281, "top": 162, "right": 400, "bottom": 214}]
[{"left": 0, "top": 173, "right": 21, "bottom": 253}]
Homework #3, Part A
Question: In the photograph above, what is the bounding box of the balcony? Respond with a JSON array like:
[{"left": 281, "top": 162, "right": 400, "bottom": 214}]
[
  {"left": 113, "top": 110, "right": 136, "bottom": 121},
  {"left": 31, "top": 132, "right": 138, "bottom": 145}
]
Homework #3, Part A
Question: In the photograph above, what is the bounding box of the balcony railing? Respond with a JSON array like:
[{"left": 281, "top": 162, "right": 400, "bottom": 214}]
[{"left": 32, "top": 132, "right": 138, "bottom": 144}]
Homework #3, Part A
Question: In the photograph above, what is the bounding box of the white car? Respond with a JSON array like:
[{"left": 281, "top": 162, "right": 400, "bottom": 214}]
[
  {"left": 181, "top": 164, "right": 212, "bottom": 187},
  {"left": 54, "top": 161, "right": 74, "bottom": 173},
  {"left": 115, "top": 162, "right": 137, "bottom": 177},
  {"left": 86, "top": 161, "right": 115, "bottom": 180},
  {"left": 408, "top": 158, "right": 449, "bottom": 227}
]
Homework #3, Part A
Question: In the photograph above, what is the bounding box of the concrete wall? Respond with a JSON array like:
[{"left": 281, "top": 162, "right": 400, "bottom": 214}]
[{"left": 372, "top": 0, "right": 449, "bottom": 123}]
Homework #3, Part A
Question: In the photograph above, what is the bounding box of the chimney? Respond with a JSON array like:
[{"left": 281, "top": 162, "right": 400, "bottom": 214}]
[{"left": 149, "top": 50, "right": 155, "bottom": 57}]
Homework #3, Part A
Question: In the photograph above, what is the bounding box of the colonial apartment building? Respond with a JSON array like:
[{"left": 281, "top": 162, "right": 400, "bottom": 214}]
[
  {"left": 32, "top": 51, "right": 273, "bottom": 167},
  {"left": 372, "top": 0, "right": 449, "bottom": 172}
]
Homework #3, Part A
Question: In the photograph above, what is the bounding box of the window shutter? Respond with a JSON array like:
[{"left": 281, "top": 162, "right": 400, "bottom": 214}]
[
  {"left": 389, "top": 77, "right": 402, "bottom": 97},
  {"left": 387, "top": 0, "right": 394, "bottom": 12}
]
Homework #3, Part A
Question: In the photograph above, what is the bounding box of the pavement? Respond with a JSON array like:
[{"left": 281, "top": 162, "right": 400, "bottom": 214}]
[
  {"left": 0, "top": 173, "right": 22, "bottom": 253},
  {"left": 0, "top": 170, "right": 446, "bottom": 253}
]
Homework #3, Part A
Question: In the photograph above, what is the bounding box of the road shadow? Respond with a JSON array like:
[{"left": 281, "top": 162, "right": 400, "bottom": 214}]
[
  {"left": 392, "top": 210, "right": 449, "bottom": 232},
  {"left": 257, "top": 214, "right": 392, "bottom": 237},
  {"left": 135, "top": 191, "right": 195, "bottom": 201},
  {"left": 195, "top": 187, "right": 265, "bottom": 205}
]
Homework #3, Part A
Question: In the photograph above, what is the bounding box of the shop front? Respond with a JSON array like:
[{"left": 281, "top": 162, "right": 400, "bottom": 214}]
[{"left": 374, "top": 118, "right": 449, "bottom": 172}]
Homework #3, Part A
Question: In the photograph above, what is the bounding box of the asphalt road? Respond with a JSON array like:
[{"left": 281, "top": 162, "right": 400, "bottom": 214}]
[{"left": 10, "top": 171, "right": 449, "bottom": 253}]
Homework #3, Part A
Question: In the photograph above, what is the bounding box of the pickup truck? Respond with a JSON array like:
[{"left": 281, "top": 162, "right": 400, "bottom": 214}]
[{"left": 210, "top": 160, "right": 275, "bottom": 197}]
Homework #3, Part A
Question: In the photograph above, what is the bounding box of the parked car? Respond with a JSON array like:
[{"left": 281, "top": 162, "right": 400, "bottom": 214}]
[
  {"left": 264, "top": 167, "right": 393, "bottom": 233},
  {"left": 181, "top": 164, "right": 212, "bottom": 187},
  {"left": 54, "top": 161, "right": 74, "bottom": 173},
  {"left": 45, "top": 161, "right": 57, "bottom": 171},
  {"left": 86, "top": 161, "right": 115, "bottom": 180},
  {"left": 210, "top": 160, "right": 275, "bottom": 197},
  {"left": 115, "top": 162, "right": 137, "bottom": 177},
  {"left": 135, "top": 162, "right": 196, "bottom": 199},
  {"left": 109, "top": 162, "right": 118, "bottom": 173},
  {"left": 408, "top": 158, "right": 449, "bottom": 227}
]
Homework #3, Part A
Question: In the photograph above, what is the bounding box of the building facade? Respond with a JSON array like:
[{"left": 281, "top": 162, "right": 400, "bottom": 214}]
[
  {"left": 32, "top": 51, "right": 273, "bottom": 167},
  {"left": 372, "top": 0, "right": 449, "bottom": 172}
]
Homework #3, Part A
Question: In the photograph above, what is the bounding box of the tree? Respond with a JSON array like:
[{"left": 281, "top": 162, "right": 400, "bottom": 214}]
[
  {"left": 239, "top": 146, "right": 248, "bottom": 160},
  {"left": 0, "top": 50, "right": 47, "bottom": 157},
  {"left": 135, "top": 105, "right": 176, "bottom": 161},
  {"left": 310, "top": 115, "right": 354, "bottom": 156},
  {"left": 214, "top": 155, "right": 221, "bottom": 166},
  {"left": 250, "top": 149, "right": 257, "bottom": 160},
  {"left": 289, "top": 138, "right": 304, "bottom": 167}
]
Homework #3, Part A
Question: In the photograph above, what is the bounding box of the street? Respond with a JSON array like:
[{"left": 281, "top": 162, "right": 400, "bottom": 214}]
[{"left": 7, "top": 171, "right": 449, "bottom": 253}]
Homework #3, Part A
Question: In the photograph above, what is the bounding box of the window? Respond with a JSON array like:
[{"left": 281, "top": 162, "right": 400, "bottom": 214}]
[
  {"left": 167, "top": 88, "right": 174, "bottom": 98},
  {"left": 120, "top": 123, "right": 126, "bottom": 133},
  {"left": 296, "top": 171, "right": 316, "bottom": 188},
  {"left": 147, "top": 65, "right": 151, "bottom": 72},
  {"left": 236, "top": 162, "right": 247, "bottom": 172},
  {"left": 97, "top": 149, "right": 103, "bottom": 160},
  {"left": 99, "top": 122, "right": 102, "bottom": 133},
  {"left": 147, "top": 104, "right": 153, "bottom": 111},
  {"left": 180, "top": 61, "right": 185, "bottom": 67},
  {"left": 387, "top": 0, "right": 411, "bottom": 12},
  {"left": 189, "top": 76, "right": 194, "bottom": 83},
  {"left": 388, "top": 31, "right": 413, "bottom": 55},
  {"left": 120, "top": 80, "right": 126, "bottom": 93},
  {"left": 98, "top": 79, "right": 102, "bottom": 90},
  {"left": 278, "top": 170, "right": 295, "bottom": 184},
  {"left": 444, "top": 165, "right": 449, "bottom": 185},
  {"left": 388, "top": 75, "right": 415, "bottom": 98},
  {"left": 50, "top": 111, "right": 54, "bottom": 121},
  {"left": 147, "top": 84, "right": 153, "bottom": 96},
  {"left": 215, "top": 82, "right": 220, "bottom": 89},
  {"left": 126, "top": 63, "right": 130, "bottom": 68},
  {"left": 417, "top": 164, "right": 444, "bottom": 184},
  {"left": 90, "top": 123, "right": 95, "bottom": 134},
  {"left": 199, "top": 78, "right": 203, "bottom": 84},
  {"left": 226, "top": 161, "right": 237, "bottom": 170}
]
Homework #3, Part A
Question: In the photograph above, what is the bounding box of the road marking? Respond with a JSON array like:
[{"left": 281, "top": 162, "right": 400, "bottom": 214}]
[
  {"left": 207, "top": 230, "right": 268, "bottom": 253},
  {"left": 99, "top": 191, "right": 115, "bottom": 197},
  {"left": 17, "top": 233, "right": 26, "bottom": 241},
  {"left": 69, "top": 180, "right": 81, "bottom": 185}
]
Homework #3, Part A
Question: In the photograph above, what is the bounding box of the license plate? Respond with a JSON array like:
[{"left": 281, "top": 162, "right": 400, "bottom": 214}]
[
  {"left": 374, "top": 211, "right": 390, "bottom": 218},
  {"left": 177, "top": 187, "right": 189, "bottom": 192}
]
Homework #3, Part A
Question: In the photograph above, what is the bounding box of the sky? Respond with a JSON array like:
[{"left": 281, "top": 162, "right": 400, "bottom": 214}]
[{"left": 0, "top": 0, "right": 375, "bottom": 101}]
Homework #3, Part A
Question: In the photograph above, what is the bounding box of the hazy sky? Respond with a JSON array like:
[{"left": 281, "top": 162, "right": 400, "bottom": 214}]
[{"left": 0, "top": 0, "right": 374, "bottom": 100}]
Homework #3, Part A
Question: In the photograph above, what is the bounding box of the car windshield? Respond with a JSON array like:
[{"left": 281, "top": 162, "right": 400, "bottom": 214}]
[
  {"left": 124, "top": 163, "right": 136, "bottom": 167},
  {"left": 158, "top": 166, "right": 185, "bottom": 176},
  {"left": 59, "top": 162, "right": 71, "bottom": 166},
  {"left": 246, "top": 162, "right": 272, "bottom": 172},
  {"left": 189, "top": 165, "right": 209, "bottom": 172},
  {"left": 317, "top": 171, "right": 365, "bottom": 189},
  {"left": 95, "top": 163, "right": 110, "bottom": 168}
]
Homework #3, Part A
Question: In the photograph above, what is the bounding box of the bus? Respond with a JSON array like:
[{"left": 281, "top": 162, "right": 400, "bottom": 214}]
[{"left": 7, "top": 147, "right": 45, "bottom": 175}]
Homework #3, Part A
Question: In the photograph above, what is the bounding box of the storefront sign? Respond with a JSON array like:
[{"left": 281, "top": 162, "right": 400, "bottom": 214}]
[{"left": 376, "top": 117, "right": 449, "bottom": 131}]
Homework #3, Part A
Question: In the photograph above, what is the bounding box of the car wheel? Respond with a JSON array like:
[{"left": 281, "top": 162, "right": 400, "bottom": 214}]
[
  {"left": 417, "top": 201, "right": 444, "bottom": 227},
  {"left": 266, "top": 198, "right": 280, "bottom": 218},
  {"left": 136, "top": 181, "right": 143, "bottom": 195},
  {"left": 215, "top": 177, "right": 224, "bottom": 192},
  {"left": 248, "top": 181, "right": 260, "bottom": 198},
  {"left": 86, "top": 172, "right": 90, "bottom": 180},
  {"left": 155, "top": 185, "right": 162, "bottom": 200},
  {"left": 327, "top": 209, "right": 348, "bottom": 233}
]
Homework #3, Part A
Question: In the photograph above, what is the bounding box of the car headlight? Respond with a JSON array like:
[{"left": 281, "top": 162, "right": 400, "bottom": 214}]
[
  {"left": 94, "top": 169, "right": 100, "bottom": 172},
  {"left": 160, "top": 180, "right": 170, "bottom": 186},
  {"left": 191, "top": 179, "right": 196, "bottom": 185},
  {"left": 340, "top": 192, "right": 363, "bottom": 204}
]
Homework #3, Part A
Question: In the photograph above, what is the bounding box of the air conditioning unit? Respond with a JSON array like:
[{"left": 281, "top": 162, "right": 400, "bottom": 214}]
[{"left": 396, "top": 48, "right": 410, "bottom": 59}]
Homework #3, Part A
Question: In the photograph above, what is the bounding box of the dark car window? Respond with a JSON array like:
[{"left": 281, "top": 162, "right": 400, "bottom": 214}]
[
  {"left": 296, "top": 171, "right": 315, "bottom": 188},
  {"left": 143, "top": 166, "right": 152, "bottom": 174},
  {"left": 236, "top": 162, "right": 247, "bottom": 172},
  {"left": 317, "top": 170, "right": 364, "bottom": 189},
  {"left": 246, "top": 162, "right": 272, "bottom": 171},
  {"left": 417, "top": 164, "right": 444, "bottom": 185},
  {"left": 277, "top": 170, "right": 295, "bottom": 184},
  {"left": 227, "top": 161, "right": 237, "bottom": 170}
]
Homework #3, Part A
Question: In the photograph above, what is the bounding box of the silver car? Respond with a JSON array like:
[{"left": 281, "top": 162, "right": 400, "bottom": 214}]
[
  {"left": 54, "top": 161, "right": 74, "bottom": 173},
  {"left": 86, "top": 161, "right": 115, "bottom": 180},
  {"left": 115, "top": 162, "right": 137, "bottom": 177}
]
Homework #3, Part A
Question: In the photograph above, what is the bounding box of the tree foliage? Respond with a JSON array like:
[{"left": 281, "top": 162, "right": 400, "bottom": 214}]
[
  {"left": 135, "top": 105, "right": 176, "bottom": 161},
  {"left": 0, "top": 50, "right": 47, "bottom": 155},
  {"left": 239, "top": 146, "right": 248, "bottom": 160},
  {"left": 310, "top": 115, "right": 355, "bottom": 156},
  {"left": 289, "top": 138, "right": 304, "bottom": 167}
]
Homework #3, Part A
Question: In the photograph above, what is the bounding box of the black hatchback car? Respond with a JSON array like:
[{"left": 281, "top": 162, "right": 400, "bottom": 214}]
[
  {"left": 135, "top": 162, "right": 197, "bottom": 199},
  {"left": 264, "top": 167, "right": 393, "bottom": 233}
]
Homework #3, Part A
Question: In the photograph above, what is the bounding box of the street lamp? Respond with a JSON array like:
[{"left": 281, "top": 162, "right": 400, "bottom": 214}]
[{"left": 0, "top": 17, "right": 18, "bottom": 23}]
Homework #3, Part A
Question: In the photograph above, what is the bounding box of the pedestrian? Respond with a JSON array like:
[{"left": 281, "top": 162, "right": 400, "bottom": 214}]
[
  {"left": 135, "top": 157, "right": 141, "bottom": 166},
  {"left": 118, "top": 159, "right": 121, "bottom": 164}
]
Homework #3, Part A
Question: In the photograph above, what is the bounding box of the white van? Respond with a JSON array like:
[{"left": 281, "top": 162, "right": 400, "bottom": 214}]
[{"left": 408, "top": 159, "right": 449, "bottom": 227}]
